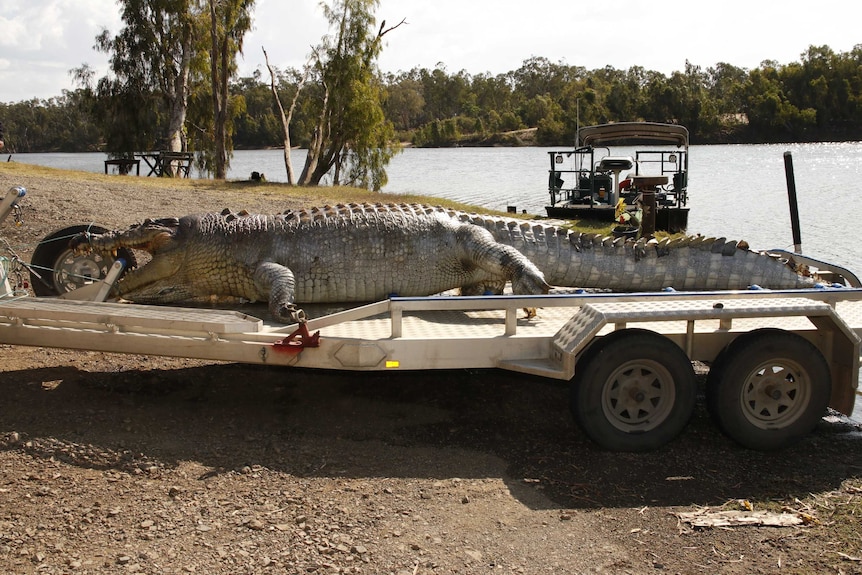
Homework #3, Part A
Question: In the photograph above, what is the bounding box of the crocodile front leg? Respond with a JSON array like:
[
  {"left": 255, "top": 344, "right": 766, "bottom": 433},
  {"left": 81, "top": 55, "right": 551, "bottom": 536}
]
[
  {"left": 456, "top": 226, "right": 551, "bottom": 295},
  {"left": 253, "top": 261, "right": 302, "bottom": 323}
]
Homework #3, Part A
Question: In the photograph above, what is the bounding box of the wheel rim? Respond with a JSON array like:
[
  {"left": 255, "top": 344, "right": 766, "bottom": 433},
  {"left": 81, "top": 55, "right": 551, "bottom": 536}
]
[
  {"left": 601, "top": 359, "right": 676, "bottom": 432},
  {"left": 52, "top": 249, "right": 113, "bottom": 293},
  {"left": 739, "top": 359, "right": 811, "bottom": 429}
]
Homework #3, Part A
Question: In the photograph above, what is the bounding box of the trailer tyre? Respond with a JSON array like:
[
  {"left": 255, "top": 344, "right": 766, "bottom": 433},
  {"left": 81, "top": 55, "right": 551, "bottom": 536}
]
[
  {"left": 571, "top": 329, "right": 697, "bottom": 452},
  {"left": 706, "top": 329, "right": 830, "bottom": 450},
  {"left": 30, "top": 225, "right": 135, "bottom": 296}
]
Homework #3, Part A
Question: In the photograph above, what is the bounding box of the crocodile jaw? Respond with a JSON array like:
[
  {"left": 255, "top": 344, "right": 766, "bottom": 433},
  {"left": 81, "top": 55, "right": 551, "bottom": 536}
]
[{"left": 113, "top": 253, "right": 192, "bottom": 303}]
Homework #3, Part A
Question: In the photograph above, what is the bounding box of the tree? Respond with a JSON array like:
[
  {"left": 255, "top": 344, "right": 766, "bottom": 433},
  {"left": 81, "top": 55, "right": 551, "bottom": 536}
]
[
  {"left": 383, "top": 73, "right": 426, "bottom": 132},
  {"left": 418, "top": 66, "right": 471, "bottom": 121},
  {"left": 706, "top": 62, "right": 748, "bottom": 115},
  {"left": 605, "top": 66, "right": 649, "bottom": 122},
  {"left": 90, "top": 0, "right": 200, "bottom": 157},
  {"left": 263, "top": 48, "right": 310, "bottom": 184},
  {"left": 207, "top": 0, "right": 255, "bottom": 179},
  {"left": 510, "top": 57, "right": 578, "bottom": 101},
  {"left": 231, "top": 72, "right": 284, "bottom": 148},
  {"left": 740, "top": 62, "right": 816, "bottom": 141},
  {"left": 298, "top": 0, "right": 402, "bottom": 189}
]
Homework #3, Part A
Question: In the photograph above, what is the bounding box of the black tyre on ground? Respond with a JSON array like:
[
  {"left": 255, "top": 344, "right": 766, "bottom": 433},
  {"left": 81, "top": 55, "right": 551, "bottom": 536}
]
[
  {"left": 29, "top": 225, "right": 135, "bottom": 297},
  {"left": 706, "top": 329, "right": 831, "bottom": 450},
  {"left": 571, "top": 329, "right": 697, "bottom": 452}
]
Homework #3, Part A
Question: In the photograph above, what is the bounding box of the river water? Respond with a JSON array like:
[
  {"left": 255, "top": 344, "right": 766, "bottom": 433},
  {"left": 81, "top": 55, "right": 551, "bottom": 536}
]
[{"left": 7, "top": 143, "right": 862, "bottom": 422}]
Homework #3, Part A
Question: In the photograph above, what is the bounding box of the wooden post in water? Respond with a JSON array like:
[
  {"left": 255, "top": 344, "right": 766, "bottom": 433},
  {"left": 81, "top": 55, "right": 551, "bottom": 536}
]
[
  {"left": 640, "top": 190, "right": 656, "bottom": 238},
  {"left": 783, "top": 151, "right": 803, "bottom": 254}
]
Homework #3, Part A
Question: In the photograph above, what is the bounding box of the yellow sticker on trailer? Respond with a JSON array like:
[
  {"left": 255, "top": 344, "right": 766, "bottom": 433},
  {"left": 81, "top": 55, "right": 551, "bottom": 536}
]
[{"left": 385, "top": 360, "right": 400, "bottom": 368}]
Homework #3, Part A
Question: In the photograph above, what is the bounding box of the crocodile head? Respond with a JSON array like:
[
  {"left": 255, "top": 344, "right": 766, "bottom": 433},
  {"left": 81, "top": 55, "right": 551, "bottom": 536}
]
[{"left": 76, "top": 216, "right": 198, "bottom": 303}]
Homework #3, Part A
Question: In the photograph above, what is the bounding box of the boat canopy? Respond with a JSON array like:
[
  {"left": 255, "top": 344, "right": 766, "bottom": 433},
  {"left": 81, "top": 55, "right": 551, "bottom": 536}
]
[{"left": 578, "top": 122, "right": 689, "bottom": 147}]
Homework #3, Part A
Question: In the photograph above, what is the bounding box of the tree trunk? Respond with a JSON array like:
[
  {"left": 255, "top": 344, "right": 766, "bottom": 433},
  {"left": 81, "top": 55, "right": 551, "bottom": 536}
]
[
  {"left": 298, "top": 85, "right": 329, "bottom": 185},
  {"left": 263, "top": 47, "right": 296, "bottom": 185},
  {"left": 167, "top": 31, "right": 192, "bottom": 154},
  {"left": 209, "top": 0, "right": 227, "bottom": 179},
  {"left": 163, "top": 28, "right": 192, "bottom": 177}
]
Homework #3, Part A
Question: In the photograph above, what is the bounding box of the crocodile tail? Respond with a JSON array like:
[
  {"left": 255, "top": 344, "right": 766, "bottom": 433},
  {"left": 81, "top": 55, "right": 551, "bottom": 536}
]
[{"left": 473, "top": 216, "right": 815, "bottom": 291}]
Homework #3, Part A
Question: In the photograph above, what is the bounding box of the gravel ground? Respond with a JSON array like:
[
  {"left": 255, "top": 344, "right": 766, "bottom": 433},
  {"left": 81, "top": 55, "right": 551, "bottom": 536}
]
[{"left": 1, "top": 162, "right": 862, "bottom": 575}]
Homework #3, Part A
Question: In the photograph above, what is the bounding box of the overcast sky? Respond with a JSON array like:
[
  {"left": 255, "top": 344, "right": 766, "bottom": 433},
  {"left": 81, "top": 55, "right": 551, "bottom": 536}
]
[{"left": 1, "top": 0, "right": 859, "bottom": 103}]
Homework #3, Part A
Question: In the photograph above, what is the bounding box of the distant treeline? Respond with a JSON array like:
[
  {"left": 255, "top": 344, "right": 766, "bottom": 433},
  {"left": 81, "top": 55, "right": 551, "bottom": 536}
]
[{"left": 2, "top": 43, "right": 860, "bottom": 153}]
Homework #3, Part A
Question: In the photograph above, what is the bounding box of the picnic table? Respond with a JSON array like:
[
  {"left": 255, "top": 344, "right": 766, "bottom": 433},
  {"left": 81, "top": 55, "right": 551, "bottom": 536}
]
[
  {"left": 104, "top": 158, "right": 141, "bottom": 175},
  {"left": 137, "top": 151, "right": 194, "bottom": 177}
]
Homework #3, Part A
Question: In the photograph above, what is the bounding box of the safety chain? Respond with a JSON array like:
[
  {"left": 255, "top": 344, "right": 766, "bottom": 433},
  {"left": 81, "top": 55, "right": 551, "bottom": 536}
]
[
  {"left": 286, "top": 303, "right": 307, "bottom": 324},
  {"left": 9, "top": 201, "right": 24, "bottom": 227},
  {"left": 1, "top": 236, "right": 33, "bottom": 294}
]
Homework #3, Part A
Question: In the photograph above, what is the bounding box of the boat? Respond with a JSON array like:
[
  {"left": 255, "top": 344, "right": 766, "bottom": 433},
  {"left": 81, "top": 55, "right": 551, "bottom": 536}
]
[{"left": 545, "top": 122, "right": 690, "bottom": 233}]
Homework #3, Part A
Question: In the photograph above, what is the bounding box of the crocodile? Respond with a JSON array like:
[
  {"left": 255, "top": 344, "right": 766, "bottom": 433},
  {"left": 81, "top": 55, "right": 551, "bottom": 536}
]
[
  {"left": 72, "top": 203, "right": 815, "bottom": 321},
  {"left": 71, "top": 204, "right": 551, "bottom": 323}
]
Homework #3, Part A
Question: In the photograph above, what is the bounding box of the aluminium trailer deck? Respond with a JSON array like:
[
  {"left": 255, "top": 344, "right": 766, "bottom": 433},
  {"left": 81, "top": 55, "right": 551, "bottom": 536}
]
[{"left": 3, "top": 278, "right": 862, "bottom": 453}]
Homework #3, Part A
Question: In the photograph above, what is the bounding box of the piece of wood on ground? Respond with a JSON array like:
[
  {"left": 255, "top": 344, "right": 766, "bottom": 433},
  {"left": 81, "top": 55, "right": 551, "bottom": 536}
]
[{"left": 676, "top": 509, "right": 804, "bottom": 529}]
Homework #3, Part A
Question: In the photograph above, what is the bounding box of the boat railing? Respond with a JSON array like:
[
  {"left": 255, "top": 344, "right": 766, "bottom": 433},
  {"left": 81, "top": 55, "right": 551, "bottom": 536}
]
[
  {"left": 549, "top": 144, "right": 693, "bottom": 210},
  {"left": 630, "top": 150, "right": 689, "bottom": 207},
  {"left": 634, "top": 150, "right": 687, "bottom": 181},
  {"left": 549, "top": 147, "right": 619, "bottom": 206}
]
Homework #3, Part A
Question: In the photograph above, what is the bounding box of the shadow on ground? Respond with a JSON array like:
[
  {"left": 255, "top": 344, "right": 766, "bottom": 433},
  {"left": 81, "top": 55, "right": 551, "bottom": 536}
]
[{"left": 1, "top": 362, "right": 860, "bottom": 510}]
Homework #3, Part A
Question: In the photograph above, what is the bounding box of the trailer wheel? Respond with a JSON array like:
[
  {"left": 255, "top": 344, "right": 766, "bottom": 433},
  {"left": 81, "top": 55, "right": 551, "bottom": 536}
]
[
  {"left": 571, "top": 329, "right": 696, "bottom": 452},
  {"left": 30, "top": 225, "right": 135, "bottom": 297},
  {"left": 706, "top": 329, "right": 830, "bottom": 450}
]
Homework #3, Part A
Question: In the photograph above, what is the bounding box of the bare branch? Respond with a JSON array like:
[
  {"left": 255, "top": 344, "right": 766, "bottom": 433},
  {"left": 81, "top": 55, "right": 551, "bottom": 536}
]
[
  {"left": 262, "top": 45, "right": 314, "bottom": 185},
  {"left": 378, "top": 17, "right": 407, "bottom": 39}
]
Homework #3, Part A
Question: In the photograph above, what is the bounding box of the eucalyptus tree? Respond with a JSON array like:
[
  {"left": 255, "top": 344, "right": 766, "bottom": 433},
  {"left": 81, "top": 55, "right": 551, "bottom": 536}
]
[
  {"left": 781, "top": 45, "right": 862, "bottom": 134},
  {"left": 262, "top": 51, "right": 310, "bottom": 184},
  {"left": 298, "top": 0, "right": 402, "bottom": 189},
  {"left": 705, "top": 62, "right": 748, "bottom": 115},
  {"left": 510, "top": 57, "right": 577, "bottom": 101},
  {"left": 417, "top": 66, "right": 471, "bottom": 121},
  {"left": 207, "top": 0, "right": 255, "bottom": 178},
  {"left": 0, "top": 96, "right": 93, "bottom": 153},
  {"left": 231, "top": 72, "right": 283, "bottom": 149},
  {"left": 91, "top": 0, "right": 201, "bottom": 155},
  {"left": 605, "top": 66, "right": 650, "bottom": 122},
  {"left": 671, "top": 61, "right": 717, "bottom": 135}
]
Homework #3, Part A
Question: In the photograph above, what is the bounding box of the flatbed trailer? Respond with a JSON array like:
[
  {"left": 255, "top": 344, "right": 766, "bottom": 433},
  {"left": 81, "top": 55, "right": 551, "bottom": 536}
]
[
  {"left": 2, "top": 288, "right": 861, "bottom": 451},
  {"left": 2, "top": 186, "right": 861, "bottom": 452}
]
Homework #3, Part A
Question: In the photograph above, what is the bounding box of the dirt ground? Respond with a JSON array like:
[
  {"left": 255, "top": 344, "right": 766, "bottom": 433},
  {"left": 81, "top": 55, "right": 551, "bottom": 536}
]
[{"left": 1, "top": 163, "right": 862, "bottom": 575}]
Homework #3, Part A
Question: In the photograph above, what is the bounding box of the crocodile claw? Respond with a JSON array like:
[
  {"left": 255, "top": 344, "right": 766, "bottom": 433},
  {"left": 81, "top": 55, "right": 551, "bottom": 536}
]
[
  {"left": 276, "top": 303, "right": 307, "bottom": 324},
  {"left": 289, "top": 305, "right": 307, "bottom": 324}
]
